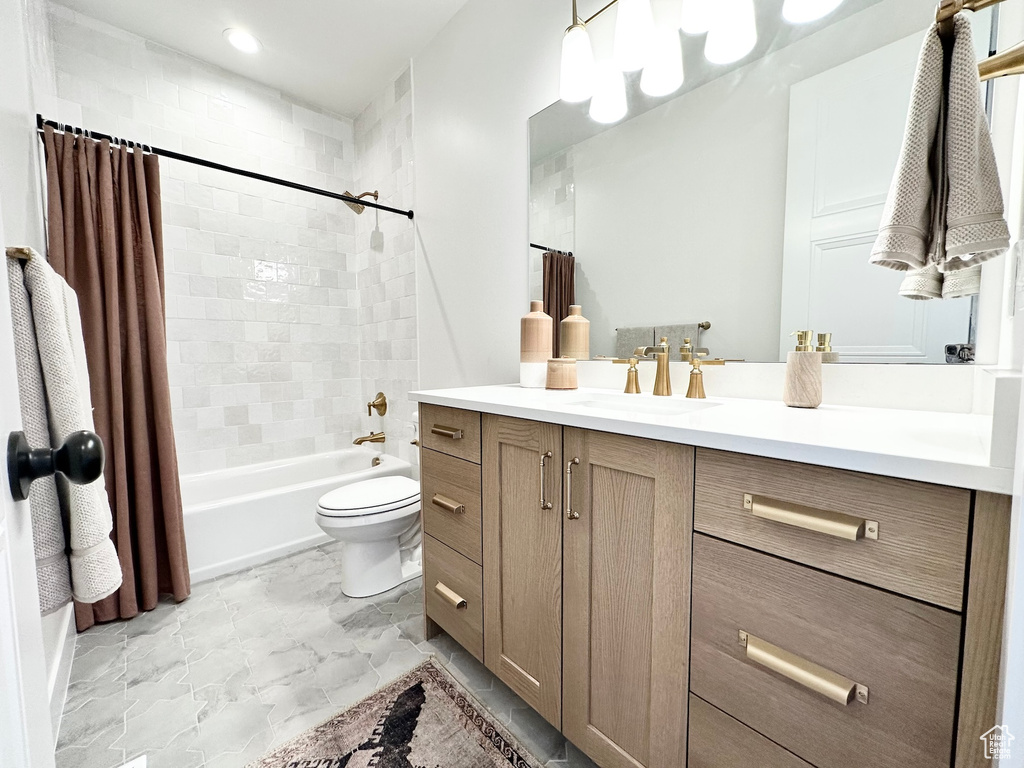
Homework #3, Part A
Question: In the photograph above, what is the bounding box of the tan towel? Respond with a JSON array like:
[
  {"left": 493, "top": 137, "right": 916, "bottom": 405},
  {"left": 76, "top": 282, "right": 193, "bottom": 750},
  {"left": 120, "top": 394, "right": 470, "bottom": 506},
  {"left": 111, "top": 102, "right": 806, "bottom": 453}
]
[
  {"left": 871, "top": 15, "right": 1009, "bottom": 296},
  {"left": 8, "top": 247, "right": 122, "bottom": 605}
]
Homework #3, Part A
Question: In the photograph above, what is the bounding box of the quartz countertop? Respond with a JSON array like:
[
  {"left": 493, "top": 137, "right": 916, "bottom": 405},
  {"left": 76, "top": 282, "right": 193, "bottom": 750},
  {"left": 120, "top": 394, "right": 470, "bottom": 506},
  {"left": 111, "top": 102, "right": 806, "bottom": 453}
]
[{"left": 411, "top": 385, "right": 1013, "bottom": 495}]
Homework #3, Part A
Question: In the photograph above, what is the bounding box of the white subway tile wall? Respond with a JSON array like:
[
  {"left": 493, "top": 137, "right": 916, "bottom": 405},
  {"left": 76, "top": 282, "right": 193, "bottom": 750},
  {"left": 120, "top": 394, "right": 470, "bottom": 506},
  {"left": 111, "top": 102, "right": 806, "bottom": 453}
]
[
  {"left": 529, "top": 147, "right": 575, "bottom": 301},
  {"left": 353, "top": 67, "right": 419, "bottom": 467},
  {"left": 46, "top": 6, "right": 418, "bottom": 473}
]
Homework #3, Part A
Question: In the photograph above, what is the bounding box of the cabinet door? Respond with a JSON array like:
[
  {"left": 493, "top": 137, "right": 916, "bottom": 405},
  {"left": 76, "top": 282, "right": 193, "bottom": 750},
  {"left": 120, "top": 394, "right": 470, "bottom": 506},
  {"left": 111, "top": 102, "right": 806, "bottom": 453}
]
[
  {"left": 482, "top": 415, "right": 563, "bottom": 728},
  {"left": 563, "top": 429, "right": 693, "bottom": 768}
]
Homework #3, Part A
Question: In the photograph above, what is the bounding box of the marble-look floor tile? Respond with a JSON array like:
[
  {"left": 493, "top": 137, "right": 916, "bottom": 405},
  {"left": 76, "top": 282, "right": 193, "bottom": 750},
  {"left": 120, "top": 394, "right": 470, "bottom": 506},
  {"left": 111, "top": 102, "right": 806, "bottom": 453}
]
[{"left": 61, "top": 541, "right": 595, "bottom": 768}]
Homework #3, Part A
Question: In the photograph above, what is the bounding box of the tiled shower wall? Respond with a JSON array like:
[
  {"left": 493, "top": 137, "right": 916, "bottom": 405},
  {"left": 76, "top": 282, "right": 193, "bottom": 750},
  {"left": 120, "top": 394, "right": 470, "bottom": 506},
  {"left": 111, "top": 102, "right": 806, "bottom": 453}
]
[
  {"left": 45, "top": 5, "right": 418, "bottom": 473},
  {"left": 529, "top": 147, "right": 575, "bottom": 301},
  {"left": 353, "top": 68, "right": 419, "bottom": 466}
]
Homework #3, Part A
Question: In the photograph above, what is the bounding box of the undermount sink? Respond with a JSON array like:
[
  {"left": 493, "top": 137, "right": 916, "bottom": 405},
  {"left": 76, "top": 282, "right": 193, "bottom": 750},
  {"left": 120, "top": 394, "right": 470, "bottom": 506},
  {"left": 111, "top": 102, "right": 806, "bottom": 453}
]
[{"left": 569, "top": 393, "right": 720, "bottom": 417}]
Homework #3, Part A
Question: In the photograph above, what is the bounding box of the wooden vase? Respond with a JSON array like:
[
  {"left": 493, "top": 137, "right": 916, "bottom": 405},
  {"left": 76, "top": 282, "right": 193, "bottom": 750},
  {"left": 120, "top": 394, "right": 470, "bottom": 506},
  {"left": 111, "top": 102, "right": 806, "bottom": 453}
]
[
  {"left": 545, "top": 358, "right": 578, "bottom": 390},
  {"left": 560, "top": 305, "right": 590, "bottom": 361},
  {"left": 521, "top": 300, "right": 553, "bottom": 388}
]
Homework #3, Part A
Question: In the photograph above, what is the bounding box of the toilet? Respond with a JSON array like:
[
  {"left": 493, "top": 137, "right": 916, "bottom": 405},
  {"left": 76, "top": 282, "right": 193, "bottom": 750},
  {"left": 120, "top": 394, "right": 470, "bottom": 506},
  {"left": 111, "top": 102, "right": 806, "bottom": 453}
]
[{"left": 315, "top": 475, "right": 422, "bottom": 598}]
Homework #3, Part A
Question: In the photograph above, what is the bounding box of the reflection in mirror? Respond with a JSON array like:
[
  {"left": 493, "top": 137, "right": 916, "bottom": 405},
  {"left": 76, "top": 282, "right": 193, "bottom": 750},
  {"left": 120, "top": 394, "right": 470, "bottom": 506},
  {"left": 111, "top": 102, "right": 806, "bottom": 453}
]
[{"left": 529, "top": 0, "right": 997, "bottom": 363}]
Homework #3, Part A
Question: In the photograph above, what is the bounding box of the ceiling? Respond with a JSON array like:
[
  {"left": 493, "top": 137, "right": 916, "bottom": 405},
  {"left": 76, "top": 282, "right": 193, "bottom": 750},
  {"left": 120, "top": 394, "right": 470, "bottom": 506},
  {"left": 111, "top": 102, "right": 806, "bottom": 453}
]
[{"left": 51, "top": 0, "right": 470, "bottom": 118}]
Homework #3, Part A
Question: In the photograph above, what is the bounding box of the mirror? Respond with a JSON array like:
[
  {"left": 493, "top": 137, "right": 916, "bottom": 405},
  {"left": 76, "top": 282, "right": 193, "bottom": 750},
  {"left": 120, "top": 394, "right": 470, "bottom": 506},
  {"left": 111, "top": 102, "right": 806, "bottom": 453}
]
[{"left": 529, "top": 0, "right": 997, "bottom": 363}]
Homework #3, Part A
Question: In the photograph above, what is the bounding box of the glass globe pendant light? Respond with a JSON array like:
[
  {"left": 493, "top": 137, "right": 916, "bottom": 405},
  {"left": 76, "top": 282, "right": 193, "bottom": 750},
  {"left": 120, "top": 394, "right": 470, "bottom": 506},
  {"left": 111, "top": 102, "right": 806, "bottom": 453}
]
[
  {"left": 560, "top": 21, "right": 596, "bottom": 102},
  {"left": 614, "top": 0, "right": 656, "bottom": 71},
  {"left": 641, "top": 26, "right": 684, "bottom": 97},
  {"left": 705, "top": 0, "right": 757, "bottom": 65}
]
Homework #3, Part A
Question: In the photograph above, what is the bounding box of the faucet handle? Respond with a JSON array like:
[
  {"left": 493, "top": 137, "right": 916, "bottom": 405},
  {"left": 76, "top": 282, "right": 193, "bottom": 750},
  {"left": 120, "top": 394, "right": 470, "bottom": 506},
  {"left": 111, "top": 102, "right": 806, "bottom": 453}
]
[{"left": 367, "top": 392, "right": 388, "bottom": 417}]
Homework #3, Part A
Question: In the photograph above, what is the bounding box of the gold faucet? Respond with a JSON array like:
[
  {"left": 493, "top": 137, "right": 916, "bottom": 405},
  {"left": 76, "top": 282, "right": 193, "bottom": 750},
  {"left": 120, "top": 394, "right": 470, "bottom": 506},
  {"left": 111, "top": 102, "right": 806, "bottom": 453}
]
[
  {"left": 367, "top": 392, "right": 388, "bottom": 417},
  {"left": 634, "top": 337, "right": 672, "bottom": 396},
  {"left": 685, "top": 356, "right": 726, "bottom": 399},
  {"left": 353, "top": 431, "right": 386, "bottom": 445}
]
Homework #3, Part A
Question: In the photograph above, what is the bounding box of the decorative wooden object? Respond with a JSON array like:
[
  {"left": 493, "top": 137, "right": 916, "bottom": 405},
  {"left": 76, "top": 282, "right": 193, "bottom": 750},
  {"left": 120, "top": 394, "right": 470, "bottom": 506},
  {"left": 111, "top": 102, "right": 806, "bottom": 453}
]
[
  {"left": 545, "top": 358, "right": 578, "bottom": 390},
  {"left": 783, "top": 351, "right": 822, "bottom": 408},
  {"left": 560, "top": 305, "right": 590, "bottom": 361},
  {"left": 521, "top": 300, "right": 553, "bottom": 388}
]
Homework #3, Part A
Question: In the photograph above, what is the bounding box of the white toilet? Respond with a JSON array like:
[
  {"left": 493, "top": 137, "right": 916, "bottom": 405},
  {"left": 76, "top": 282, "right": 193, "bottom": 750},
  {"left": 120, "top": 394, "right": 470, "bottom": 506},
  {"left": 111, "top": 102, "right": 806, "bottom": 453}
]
[{"left": 315, "top": 475, "right": 422, "bottom": 598}]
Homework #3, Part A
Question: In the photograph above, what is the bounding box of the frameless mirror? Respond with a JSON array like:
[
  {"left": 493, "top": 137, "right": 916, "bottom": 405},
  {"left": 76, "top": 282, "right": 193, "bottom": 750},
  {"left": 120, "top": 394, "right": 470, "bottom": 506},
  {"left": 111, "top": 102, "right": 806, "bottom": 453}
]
[{"left": 529, "top": 0, "right": 996, "bottom": 363}]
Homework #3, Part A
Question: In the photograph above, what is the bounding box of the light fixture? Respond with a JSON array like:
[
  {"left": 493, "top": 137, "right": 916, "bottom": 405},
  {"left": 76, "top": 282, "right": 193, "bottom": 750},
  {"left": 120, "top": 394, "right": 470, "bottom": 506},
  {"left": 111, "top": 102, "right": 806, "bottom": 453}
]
[
  {"left": 782, "top": 0, "right": 844, "bottom": 24},
  {"left": 614, "top": 0, "right": 656, "bottom": 72},
  {"left": 704, "top": 0, "right": 757, "bottom": 65},
  {"left": 641, "top": 27, "right": 684, "bottom": 97},
  {"left": 589, "top": 62, "right": 628, "bottom": 123},
  {"left": 679, "top": 0, "right": 712, "bottom": 35},
  {"left": 560, "top": 23, "right": 596, "bottom": 102},
  {"left": 223, "top": 28, "right": 262, "bottom": 54}
]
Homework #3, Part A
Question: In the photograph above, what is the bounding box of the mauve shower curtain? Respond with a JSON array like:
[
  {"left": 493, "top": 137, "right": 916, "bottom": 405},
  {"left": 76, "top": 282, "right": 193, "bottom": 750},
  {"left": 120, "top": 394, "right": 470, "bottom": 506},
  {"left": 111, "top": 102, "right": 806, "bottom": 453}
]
[
  {"left": 542, "top": 251, "right": 575, "bottom": 357},
  {"left": 43, "top": 126, "right": 190, "bottom": 630}
]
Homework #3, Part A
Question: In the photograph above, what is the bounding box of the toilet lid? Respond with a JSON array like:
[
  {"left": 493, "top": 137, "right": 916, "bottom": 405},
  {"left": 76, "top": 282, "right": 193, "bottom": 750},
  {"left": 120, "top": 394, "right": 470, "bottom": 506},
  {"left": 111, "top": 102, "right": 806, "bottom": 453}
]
[{"left": 317, "top": 476, "right": 420, "bottom": 517}]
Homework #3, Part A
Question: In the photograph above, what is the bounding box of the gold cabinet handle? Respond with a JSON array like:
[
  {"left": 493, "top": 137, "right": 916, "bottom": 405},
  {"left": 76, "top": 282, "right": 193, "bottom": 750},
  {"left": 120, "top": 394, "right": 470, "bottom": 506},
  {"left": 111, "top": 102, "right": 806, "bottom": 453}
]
[
  {"left": 430, "top": 425, "right": 463, "bottom": 440},
  {"left": 431, "top": 494, "right": 465, "bottom": 515},
  {"left": 739, "top": 631, "right": 868, "bottom": 706},
  {"left": 434, "top": 581, "right": 467, "bottom": 609},
  {"left": 566, "top": 457, "right": 580, "bottom": 520},
  {"left": 744, "top": 494, "right": 878, "bottom": 542},
  {"left": 540, "top": 451, "right": 553, "bottom": 510}
]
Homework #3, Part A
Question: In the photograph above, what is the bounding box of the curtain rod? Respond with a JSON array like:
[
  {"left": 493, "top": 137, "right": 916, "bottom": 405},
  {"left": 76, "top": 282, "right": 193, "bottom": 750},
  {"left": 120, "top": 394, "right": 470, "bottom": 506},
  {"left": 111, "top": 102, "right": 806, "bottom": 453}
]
[
  {"left": 531, "top": 243, "right": 574, "bottom": 257},
  {"left": 35, "top": 114, "right": 414, "bottom": 220}
]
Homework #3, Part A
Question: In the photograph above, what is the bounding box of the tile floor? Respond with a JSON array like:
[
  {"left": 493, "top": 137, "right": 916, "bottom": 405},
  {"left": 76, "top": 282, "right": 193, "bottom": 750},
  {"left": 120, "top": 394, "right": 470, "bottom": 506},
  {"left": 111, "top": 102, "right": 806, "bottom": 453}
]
[{"left": 55, "top": 541, "right": 597, "bottom": 768}]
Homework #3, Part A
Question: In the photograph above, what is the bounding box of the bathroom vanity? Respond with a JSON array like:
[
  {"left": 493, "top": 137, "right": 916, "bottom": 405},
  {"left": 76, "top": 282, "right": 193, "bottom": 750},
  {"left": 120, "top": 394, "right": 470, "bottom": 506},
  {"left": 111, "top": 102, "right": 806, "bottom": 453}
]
[{"left": 414, "top": 386, "right": 1012, "bottom": 768}]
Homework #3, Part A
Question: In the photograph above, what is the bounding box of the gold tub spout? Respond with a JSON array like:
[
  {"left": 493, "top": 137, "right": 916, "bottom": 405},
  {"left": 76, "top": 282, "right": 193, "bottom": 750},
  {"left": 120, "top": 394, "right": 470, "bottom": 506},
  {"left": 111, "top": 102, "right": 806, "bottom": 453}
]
[{"left": 354, "top": 432, "right": 386, "bottom": 445}]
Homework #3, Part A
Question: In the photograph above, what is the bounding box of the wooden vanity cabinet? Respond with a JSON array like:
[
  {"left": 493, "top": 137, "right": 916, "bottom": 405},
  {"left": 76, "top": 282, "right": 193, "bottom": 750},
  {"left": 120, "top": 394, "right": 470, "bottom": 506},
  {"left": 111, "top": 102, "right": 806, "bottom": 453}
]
[
  {"left": 419, "top": 405, "right": 1011, "bottom": 768},
  {"left": 479, "top": 416, "right": 693, "bottom": 766},
  {"left": 562, "top": 428, "right": 693, "bottom": 768},
  {"left": 481, "top": 415, "right": 564, "bottom": 728}
]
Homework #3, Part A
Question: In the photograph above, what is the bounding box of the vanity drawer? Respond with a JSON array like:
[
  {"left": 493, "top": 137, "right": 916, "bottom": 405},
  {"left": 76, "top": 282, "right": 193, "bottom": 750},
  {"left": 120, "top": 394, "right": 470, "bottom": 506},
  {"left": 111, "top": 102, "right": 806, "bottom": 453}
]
[
  {"left": 694, "top": 448, "right": 970, "bottom": 609},
  {"left": 424, "top": 534, "right": 483, "bottom": 662},
  {"left": 421, "top": 448, "right": 482, "bottom": 564},
  {"left": 690, "top": 534, "right": 961, "bottom": 768},
  {"left": 420, "top": 405, "right": 481, "bottom": 464},
  {"left": 688, "top": 694, "right": 812, "bottom": 768}
]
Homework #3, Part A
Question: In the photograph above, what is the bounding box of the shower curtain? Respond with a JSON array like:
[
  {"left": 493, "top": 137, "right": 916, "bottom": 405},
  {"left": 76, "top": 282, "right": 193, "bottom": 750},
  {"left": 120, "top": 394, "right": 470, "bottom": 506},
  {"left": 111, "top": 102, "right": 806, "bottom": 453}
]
[
  {"left": 43, "top": 126, "right": 190, "bottom": 630},
  {"left": 542, "top": 251, "right": 575, "bottom": 358}
]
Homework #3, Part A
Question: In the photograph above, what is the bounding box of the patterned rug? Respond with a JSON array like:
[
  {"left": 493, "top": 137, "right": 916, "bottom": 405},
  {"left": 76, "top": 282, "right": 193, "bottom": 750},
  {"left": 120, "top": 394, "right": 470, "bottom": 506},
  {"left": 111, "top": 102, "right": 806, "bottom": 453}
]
[{"left": 246, "top": 659, "right": 545, "bottom": 768}]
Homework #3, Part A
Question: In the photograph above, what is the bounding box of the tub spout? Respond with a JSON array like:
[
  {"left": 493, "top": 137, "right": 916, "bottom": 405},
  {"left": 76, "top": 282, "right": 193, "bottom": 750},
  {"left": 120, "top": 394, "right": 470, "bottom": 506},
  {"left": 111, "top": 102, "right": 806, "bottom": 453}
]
[{"left": 354, "top": 431, "right": 386, "bottom": 446}]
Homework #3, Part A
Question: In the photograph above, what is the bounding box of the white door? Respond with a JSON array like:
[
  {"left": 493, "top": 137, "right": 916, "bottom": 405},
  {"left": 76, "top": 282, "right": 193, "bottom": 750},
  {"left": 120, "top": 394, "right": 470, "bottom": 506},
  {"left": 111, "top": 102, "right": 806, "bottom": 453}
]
[
  {"left": 779, "top": 30, "right": 986, "bottom": 363},
  {"left": 0, "top": 200, "right": 57, "bottom": 766}
]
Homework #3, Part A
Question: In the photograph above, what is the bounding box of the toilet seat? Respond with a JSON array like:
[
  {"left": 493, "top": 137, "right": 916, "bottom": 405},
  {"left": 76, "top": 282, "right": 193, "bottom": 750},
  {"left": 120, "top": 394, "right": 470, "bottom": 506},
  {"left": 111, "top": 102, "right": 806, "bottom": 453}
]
[{"left": 316, "top": 476, "right": 420, "bottom": 519}]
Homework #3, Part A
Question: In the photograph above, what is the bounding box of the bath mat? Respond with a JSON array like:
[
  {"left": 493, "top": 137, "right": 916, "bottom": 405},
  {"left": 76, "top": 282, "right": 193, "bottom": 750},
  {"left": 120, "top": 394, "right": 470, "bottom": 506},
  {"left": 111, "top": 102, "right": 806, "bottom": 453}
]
[{"left": 246, "top": 658, "right": 545, "bottom": 768}]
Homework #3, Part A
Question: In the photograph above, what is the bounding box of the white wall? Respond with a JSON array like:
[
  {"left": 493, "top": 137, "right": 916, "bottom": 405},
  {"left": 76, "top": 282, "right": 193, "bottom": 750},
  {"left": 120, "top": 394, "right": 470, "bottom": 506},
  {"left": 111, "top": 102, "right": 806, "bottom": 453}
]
[
  {"left": 0, "top": 0, "right": 60, "bottom": 760},
  {"left": 413, "top": 0, "right": 563, "bottom": 388}
]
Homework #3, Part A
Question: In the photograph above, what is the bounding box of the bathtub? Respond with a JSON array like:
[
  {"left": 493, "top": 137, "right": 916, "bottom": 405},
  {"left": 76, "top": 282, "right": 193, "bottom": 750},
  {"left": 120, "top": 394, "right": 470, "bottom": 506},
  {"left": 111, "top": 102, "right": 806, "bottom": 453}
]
[{"left": 181, "top": 449, "right": 413, "bottom": 583}]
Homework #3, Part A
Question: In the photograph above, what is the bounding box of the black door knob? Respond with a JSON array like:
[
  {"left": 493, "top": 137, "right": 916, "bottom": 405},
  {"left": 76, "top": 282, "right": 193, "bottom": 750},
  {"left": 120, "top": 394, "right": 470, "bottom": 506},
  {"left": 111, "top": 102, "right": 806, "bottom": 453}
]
[{"left": 7, "top": 430, "right": 105, "bottom": 502}]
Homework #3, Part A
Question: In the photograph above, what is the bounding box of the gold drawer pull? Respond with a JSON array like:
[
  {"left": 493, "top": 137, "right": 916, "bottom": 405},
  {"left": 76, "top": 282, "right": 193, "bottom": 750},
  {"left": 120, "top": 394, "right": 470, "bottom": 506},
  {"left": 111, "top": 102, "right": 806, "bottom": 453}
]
[
  {"left": 431, "top": 425, "right": 463, "bottom": 440},
  {"left": 431, "top": 494, "right": 465, "bottom": 515},
  {"left": 435, "top": 581, "right": 467, "bottom": 609},
  {"left": 739, "top": 631, "right": 868, "bottom": 706},
  {"left": 744, "top": 494, "right": 878, "bottom": 541}
]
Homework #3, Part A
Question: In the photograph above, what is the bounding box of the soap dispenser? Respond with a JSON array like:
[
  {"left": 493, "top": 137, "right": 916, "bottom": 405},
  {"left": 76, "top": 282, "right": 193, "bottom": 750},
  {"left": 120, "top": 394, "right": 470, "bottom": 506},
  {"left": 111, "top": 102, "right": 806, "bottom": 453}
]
[
  {"left": 784, "top": 330, "right": 822, "bottom": 409},
  {"left": 816, "top": 333, "right": 839, "bottom": 364},
  {"left": 560, "top": 305, "right": 590, "bottom": 361}
]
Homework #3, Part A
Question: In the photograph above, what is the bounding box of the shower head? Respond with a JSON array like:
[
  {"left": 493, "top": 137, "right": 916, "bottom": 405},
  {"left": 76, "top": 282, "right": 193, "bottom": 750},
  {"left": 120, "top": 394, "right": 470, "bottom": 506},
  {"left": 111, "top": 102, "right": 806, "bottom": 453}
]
[{"left": 343, "top": 190, "right": 379, "bottom": 215}]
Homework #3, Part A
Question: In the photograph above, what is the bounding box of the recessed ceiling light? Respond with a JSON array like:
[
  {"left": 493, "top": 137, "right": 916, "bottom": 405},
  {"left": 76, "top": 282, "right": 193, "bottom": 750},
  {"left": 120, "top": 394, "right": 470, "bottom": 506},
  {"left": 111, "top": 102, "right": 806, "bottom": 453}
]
[{"left": 224, "top": 28, "right": 261, "bottom": 54}]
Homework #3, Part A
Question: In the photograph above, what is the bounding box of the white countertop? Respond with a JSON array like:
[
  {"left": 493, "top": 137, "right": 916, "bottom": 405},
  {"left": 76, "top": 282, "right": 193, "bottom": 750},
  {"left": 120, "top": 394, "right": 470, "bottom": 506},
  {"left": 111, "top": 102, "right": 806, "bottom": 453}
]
[{"left": 412, "top": 385, "right": 1014, "bottom": 495}]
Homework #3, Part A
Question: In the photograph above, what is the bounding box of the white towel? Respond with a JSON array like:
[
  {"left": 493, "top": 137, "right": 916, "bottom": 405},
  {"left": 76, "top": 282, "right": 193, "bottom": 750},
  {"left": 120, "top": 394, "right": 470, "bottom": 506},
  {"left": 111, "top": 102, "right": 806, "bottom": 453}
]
[
  {"left": 7, "top": 254, "right": 72, "bottom": 614},
  {"left": 871, "top": 15, "right": 1009, "bottom": 296},
  {"left": 7, "top": 247, "right": 122, "bottom": 605}
]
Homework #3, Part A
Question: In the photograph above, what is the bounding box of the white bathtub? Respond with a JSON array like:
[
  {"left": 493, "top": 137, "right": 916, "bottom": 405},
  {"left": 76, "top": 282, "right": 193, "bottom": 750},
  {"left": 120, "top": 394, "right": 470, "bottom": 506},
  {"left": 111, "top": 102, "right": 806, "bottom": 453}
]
[{"left": 181, "top": 449, "right": 413, "bottom": 583}]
